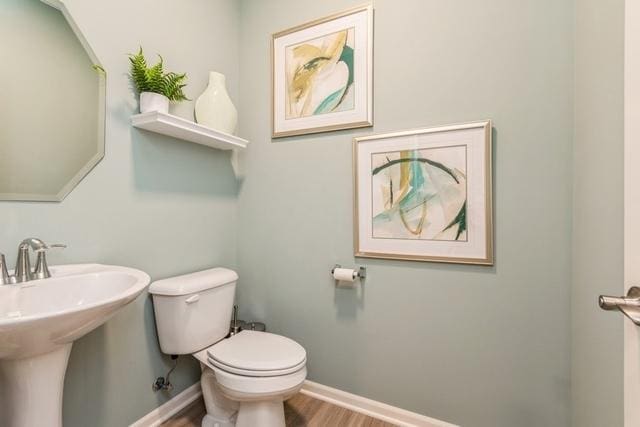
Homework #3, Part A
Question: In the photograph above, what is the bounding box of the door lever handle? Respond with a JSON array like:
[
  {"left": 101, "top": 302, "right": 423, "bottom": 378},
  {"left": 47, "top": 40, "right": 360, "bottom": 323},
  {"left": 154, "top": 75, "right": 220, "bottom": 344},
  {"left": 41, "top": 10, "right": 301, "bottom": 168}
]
[{"left": 599, "top": 286, "right": 640, "bottom": 325}]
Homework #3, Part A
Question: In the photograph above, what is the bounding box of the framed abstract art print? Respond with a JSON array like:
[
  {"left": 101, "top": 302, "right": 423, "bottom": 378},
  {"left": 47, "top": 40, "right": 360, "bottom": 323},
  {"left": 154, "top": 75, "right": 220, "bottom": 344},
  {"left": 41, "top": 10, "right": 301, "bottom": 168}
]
[
  {"left": 353, "top": 121, "right": 494, "bottom": 265},
  {"left": 272, "top": 5, "right": 373, "bottom": 138}
]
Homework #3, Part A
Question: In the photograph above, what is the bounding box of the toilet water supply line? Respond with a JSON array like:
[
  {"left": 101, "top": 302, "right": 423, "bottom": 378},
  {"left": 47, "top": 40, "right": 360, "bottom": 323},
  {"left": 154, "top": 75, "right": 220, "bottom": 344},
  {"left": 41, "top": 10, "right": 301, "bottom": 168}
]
[
  {"left": 151, "top": 305, "right": 239, "bottom": 392},
  {"left": 151, "top": 305, "right": 255, "bottom": 392},
  {"left": 153, "top": 355, "right": 179, "bottom": 391}
]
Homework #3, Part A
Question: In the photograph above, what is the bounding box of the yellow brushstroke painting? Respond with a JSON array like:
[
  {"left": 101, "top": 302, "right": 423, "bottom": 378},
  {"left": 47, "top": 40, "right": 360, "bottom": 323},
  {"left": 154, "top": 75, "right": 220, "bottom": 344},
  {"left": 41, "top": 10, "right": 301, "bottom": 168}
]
[{"left": 285, "top": 28, "right": 355, "bottom": 119}]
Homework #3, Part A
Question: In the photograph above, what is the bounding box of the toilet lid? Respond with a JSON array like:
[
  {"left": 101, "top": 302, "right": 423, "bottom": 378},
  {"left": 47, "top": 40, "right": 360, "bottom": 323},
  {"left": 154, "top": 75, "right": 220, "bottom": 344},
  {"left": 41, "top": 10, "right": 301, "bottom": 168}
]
[{"left": 207, "top": 331, "right": 306, "bottom": 374}]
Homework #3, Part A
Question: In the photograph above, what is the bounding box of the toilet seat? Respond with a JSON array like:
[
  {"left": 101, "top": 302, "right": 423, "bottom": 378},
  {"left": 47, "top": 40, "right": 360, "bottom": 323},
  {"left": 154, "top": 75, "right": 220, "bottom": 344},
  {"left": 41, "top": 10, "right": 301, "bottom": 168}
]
[
  {"left": 194, "top": 348, "right": 307, "bottom": 400},
  {"left": 205, "top": 331, "right": 306, "bottom": 377},
  {"left": 211, "top": 365, "right": 307, "bottom": 400},
  {"left": 208, "top": 355, "right": 306, "bottom": 377}
]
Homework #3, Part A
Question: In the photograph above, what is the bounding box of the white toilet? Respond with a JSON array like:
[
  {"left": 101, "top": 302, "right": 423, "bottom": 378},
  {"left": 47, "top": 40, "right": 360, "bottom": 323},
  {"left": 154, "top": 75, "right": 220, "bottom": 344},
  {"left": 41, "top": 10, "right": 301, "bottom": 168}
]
[{"left": 149, "top": 268, "right": 307, "bottom": 427}]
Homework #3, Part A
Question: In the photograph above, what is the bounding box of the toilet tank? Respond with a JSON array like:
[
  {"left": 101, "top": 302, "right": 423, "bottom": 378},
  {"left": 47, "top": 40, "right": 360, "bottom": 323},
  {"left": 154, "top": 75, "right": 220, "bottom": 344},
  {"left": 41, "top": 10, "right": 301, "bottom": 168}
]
[{"left": 149, "top": 268, "right": 237, "bottom": 355}]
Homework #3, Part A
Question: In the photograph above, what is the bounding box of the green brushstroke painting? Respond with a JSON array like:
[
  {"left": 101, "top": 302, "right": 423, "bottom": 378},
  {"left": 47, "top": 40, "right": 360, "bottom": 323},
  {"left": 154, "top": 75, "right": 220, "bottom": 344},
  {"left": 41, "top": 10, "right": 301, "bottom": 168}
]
[{"left": 371, "top": 146, "right": 468, "bottom": 241}]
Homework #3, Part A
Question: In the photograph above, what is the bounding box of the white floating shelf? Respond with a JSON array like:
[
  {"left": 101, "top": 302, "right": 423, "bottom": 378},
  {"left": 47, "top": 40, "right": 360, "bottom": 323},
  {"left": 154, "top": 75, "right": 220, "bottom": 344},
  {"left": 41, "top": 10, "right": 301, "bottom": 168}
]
[{"left": 131, "top": 111, "right": 248, "bottom": 150}]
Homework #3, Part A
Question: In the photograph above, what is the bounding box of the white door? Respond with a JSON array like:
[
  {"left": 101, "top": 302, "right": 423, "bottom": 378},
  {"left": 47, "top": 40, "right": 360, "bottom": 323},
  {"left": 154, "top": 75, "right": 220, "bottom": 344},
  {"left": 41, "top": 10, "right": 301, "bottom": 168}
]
[{"left": 625, "top": 1, "right": 640, "bottom": 425}]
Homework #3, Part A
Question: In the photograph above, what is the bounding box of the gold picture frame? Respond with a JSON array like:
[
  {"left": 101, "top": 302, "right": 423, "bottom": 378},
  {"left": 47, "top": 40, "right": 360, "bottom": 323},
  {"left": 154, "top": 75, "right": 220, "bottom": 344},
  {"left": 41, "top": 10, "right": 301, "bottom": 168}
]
[
  {"left": 353, "top": 121, "right": 494, "bottom": 265},
  {"left": 271, "top": 5, "right": 373, "bottom": 138}
]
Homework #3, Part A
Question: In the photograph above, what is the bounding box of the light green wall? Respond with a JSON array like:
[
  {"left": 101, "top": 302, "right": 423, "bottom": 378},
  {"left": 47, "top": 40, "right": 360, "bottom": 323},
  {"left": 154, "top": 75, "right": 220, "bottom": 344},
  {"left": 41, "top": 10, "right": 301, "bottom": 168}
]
[
  {"left": 0, "top": 0, "right": 240, "bottom": 425},
  {"left": 572, "top": 0, "right": 624, "bottom": 426},
  {"left": 237, "top": 0, "right": 573, "bottom": 426},
  {"left": 0, "top": 1, "right": 625, "bottom": 425}
]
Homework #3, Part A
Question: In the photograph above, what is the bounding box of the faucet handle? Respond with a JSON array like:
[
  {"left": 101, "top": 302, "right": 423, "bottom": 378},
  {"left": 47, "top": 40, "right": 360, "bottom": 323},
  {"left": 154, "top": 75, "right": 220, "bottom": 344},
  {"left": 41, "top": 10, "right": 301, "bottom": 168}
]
[
  {"left": 33, "top": 243, "right": 66, "bottom": 280},
  {"left": 0, "top": 254, "right": 10, "bottom": 285},
  {"left": 42, "top": 243, "right": 66, "bottom": 251},
  {"left": 35, "top": 243, "right": 66, "bottom": 251}
]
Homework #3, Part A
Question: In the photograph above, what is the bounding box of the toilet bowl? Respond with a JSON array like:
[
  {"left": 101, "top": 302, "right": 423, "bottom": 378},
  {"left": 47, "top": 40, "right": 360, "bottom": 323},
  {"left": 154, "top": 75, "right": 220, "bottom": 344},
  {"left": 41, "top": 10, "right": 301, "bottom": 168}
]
[
  {"left": 149, "top": 268, "right": 307, "bottom": 427},
  {"left": 194, "top": 330, "right": 307, "bottom": 427}
]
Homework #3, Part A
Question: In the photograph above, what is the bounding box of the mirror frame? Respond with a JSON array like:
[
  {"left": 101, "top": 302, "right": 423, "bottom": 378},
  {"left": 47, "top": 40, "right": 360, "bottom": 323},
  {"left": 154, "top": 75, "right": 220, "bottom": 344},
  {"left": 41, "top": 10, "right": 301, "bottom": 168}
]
[{"left": 0, "top": 0, "right": 106, "bottom": 202}]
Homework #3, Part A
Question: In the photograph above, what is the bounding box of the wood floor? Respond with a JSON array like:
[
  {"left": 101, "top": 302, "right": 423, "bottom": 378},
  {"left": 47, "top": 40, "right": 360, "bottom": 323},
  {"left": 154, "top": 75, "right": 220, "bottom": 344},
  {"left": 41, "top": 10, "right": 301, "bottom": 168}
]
[{"left": 162, "top": 393, "right": 397, "bottom": 427}]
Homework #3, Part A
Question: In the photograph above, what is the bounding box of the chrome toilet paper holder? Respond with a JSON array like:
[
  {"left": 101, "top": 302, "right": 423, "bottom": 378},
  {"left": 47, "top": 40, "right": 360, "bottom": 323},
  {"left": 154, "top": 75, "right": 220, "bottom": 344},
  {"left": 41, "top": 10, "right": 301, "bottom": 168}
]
[{"left": 331, "top": 264, "right": 367, "bottom": 280}]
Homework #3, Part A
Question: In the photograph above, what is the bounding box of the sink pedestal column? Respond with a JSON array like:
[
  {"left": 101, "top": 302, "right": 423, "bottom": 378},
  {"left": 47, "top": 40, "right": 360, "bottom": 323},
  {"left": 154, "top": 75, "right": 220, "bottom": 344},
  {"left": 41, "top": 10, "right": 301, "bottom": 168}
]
[{"left": 0, "top": 344, "right": 72, "bottom": 427}]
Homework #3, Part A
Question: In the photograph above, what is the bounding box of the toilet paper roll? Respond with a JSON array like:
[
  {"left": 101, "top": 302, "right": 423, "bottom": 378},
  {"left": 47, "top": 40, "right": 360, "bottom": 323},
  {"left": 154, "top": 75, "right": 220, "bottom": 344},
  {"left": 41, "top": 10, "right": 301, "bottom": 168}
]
[{"left": 333, "top": 268, "right": 356, "bottom": 282}]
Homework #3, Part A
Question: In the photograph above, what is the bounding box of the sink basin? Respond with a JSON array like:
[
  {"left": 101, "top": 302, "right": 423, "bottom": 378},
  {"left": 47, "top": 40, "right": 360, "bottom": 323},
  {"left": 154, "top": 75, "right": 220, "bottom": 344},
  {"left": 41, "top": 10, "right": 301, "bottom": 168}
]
[
  {"left": 0, "top": 264, "right": 150, "bottom": 427},
  {"left": 0, "top": 264, "right": 150, "bottom": 358}
]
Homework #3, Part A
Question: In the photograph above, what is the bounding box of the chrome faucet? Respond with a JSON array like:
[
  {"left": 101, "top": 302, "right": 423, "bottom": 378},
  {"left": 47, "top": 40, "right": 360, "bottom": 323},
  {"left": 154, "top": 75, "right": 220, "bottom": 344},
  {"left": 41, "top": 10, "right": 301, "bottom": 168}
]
[
  {"left": 0, "top": 254, "right": 9, "bottom": 285},
  {"left": 0, "top": 238, "right": 66, "bottom": 285}
]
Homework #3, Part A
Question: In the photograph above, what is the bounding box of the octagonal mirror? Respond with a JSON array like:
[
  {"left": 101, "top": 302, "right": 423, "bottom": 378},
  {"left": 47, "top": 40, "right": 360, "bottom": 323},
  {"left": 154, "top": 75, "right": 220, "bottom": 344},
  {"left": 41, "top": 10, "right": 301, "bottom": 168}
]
[{"left": 0, "top": 0, "right": 106, "bottom": 201}]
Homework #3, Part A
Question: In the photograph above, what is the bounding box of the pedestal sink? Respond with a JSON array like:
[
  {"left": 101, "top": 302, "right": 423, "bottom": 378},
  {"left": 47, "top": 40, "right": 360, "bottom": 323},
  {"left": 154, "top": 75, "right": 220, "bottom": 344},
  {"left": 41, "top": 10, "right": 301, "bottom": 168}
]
[{"left": 0, "top": 264, "right": 150, "bottom": 427}]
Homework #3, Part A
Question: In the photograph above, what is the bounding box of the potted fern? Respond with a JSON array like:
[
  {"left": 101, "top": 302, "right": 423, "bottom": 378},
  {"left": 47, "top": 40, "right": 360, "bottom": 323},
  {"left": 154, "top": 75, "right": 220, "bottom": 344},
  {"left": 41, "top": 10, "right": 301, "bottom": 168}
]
[{"left": 128, "top": 47, "right": 188, "bottom": 114}]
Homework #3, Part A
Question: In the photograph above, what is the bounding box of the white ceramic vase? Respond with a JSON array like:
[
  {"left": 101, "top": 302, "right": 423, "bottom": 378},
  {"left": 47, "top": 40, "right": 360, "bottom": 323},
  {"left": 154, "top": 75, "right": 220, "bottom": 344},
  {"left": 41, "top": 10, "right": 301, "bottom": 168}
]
[
  {"left": 140, "top": 92, "right": 169, "bottom": 114},
  {"left": 195, "top": 71, "right": 237, "bottom": 135}
]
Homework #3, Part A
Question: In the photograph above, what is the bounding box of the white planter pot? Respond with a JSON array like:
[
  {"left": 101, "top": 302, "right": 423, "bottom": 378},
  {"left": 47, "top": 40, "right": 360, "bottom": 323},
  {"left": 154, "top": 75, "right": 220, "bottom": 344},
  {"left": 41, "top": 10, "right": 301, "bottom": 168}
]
[
  {"left": 140, "top": 92, "right": 169, "bottom": 114},
  {"left": 195, "top": 71, "right": 238, "bottom": 135}
]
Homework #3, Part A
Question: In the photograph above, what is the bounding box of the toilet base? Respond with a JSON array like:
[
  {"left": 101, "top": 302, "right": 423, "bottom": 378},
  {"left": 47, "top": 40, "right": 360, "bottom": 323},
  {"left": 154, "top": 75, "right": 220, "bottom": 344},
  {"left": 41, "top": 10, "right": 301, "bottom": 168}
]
[
  {"left": 200, "top": 366, "right": 238, "bottom": 427},
  {"left": 195, "top": 354, "right": 305, "bottom": 427},
  {"left": 201, "top": 413, "right": 235, "bottom": 427},
  {"left": 236, "top": 400, "right": 285, "bottom": 427}
]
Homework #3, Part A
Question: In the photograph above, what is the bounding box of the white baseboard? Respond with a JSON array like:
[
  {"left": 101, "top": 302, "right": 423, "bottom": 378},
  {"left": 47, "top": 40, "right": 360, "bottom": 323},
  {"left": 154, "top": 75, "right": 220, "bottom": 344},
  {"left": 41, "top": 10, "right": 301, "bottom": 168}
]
[
  {"left": 130, "top": 379, "right": 457, "bottom": 427},
  {"left": 129, "top": 382, "right": 203, "bottom": 427},
  {"left": 300, "top": 380, "right": 458, "bottom": 427}
]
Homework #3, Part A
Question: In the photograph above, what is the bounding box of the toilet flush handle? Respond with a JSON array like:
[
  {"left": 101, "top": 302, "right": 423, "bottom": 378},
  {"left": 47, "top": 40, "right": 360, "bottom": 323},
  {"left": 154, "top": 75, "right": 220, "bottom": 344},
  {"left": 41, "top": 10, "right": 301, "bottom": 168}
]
[{"left": 185, "top": 294, "right": 200, "bottom": 304}]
